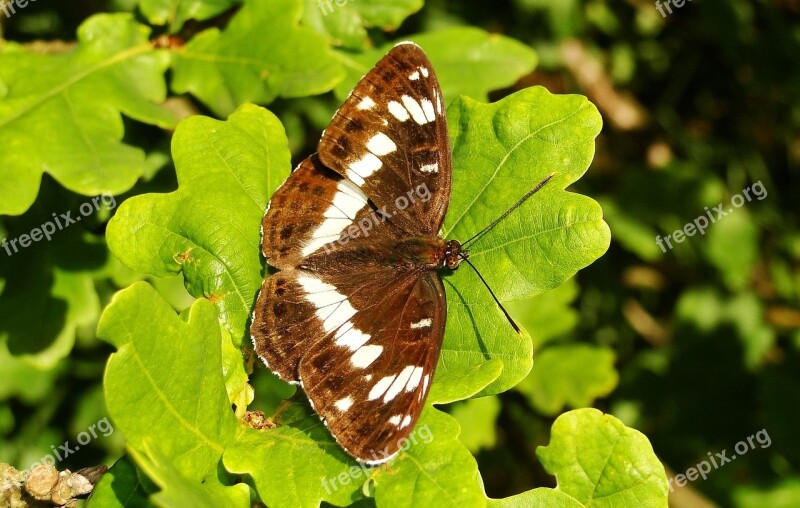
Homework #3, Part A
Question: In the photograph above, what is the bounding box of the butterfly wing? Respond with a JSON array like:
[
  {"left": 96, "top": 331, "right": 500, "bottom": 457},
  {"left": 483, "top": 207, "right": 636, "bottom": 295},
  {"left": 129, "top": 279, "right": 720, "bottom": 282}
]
[
  {"left": 261, "top": 154, "right": 404, "bottom": 269},
  {"left": 298, "top": 270, "right": 444, "bottom": 463},
  {"left": 251, "top": 258, "right": 444, "bottom": 460},
  {"left": 317, "top": 42, "right": 451, "bottom": 236}
]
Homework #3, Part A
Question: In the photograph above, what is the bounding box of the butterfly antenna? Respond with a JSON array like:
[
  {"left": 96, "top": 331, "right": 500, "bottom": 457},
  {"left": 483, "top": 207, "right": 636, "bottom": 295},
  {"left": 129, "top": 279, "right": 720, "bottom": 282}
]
[
  {"left": 458, "top": 253, "right": 521, "bottom": 334},
  {"left": 462, "top": 173, "right": 555, "bottom": 248}
]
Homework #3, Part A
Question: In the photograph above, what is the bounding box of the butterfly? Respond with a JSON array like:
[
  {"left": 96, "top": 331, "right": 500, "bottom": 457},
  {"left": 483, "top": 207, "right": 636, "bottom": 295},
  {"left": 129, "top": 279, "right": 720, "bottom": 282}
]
[
  {"left": 250, "top": 41, "right": 552, "bottom": 464},
  {"left": 249, "top": 41, "right": 458, "bottom": 464}
]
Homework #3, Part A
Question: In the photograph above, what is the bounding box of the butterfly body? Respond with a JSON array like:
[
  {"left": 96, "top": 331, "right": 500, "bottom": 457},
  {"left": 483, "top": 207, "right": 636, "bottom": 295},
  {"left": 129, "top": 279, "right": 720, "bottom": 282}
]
[
  {"left": 251, "top": 42, "right": 456, "bottom": 464},
  {"left": 299, "top": 237, "right": 465, "bottom": 273}
]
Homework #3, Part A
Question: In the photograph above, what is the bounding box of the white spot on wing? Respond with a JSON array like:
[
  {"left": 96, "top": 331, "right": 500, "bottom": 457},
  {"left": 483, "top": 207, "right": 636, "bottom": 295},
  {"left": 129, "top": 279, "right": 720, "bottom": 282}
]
[
  {"left": 301, "top": 181, "right": 367, "bottom": 255},
  {"left": 421, "top": 98, "right": 436, "bottom": 122},
  {"left": 384, "top": 365, "right": 416, "bottom": 402},
  {"left": 357, "top": 96, "right": 375, "bottom": 110},
  {"left": 334, "top": 324, "right": 370, "bottom": 351},
  {"left": 346, "top": 153, "right": 382, "bottom": 186},
  {"left": 369, "top": 374, "right": 397, "bottom": 400},
  {"left": 400, "top": 415, "right": 412, "bottom": 428},
  {"left": 335, "top": 396, "right": 353, "bottom": 412},
  {"left": 388, "top": 101, "right": 410, "bottom": 122},
  {"left": 409, "top": 70, "right": 420, "bottom": 80},
  {"left": 405, "top": 366, "right": 424, "bottom": 392},
  {"left": 297, "top": 276, "right": 342, "bottom": 306},
  {"left": 351, "top": 344, "right": 383, "bottom": 368},
  {"left": 402, "top": 95, "right": 429, "bottom": 125},
  {"left": 367, "top": 133, "right": 396, "bottom": 156},
  {"left": 422, "top": 374, "right": 430, "bottom": 394},
  {"left": 297, "top": 276, "right": 357, "bottom": 333},
  {"left": 418, "top": 163, "right": 438, "bottom": 174},
  {"left": 389, "top": 414, "right": 402, "bottom": 426},
  {"left": 322, "top": 301, "right": 356, "bottom": 334},
  {"left": 337, "top": 179, "right": 369, "bottom": 204},
  {"left": 420, "top": 66, "right": 430, "bottom": 78},
  {"left": 410, "top": 317, "right": 433, "bottom": 328}
]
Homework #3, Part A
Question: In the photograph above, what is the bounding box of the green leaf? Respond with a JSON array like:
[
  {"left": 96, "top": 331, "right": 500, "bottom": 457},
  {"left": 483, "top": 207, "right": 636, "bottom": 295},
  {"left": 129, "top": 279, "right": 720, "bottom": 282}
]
[
  {"left": 734, "top": 477, "right": 800, "bottom": 508},
  {"left": 171, "top": 0, "right": 345, "bottom": 117},
  {"left": 429, "top": 359, "right": 503, "bottom": 404},
  {"left": 135, "top": 0, "right": 240, "bottom": 31},
  {"left": 704, "top": 209, "right": 759, "bottom": 290},
  {"left": 516, "top": 344, "right": 619, "bottom": 416},
  {"left": 334, "top": 27, "right": 537, "bottom": 103},
  {"left": 437, "top": 87, "right": 608, "bottom": 397},
  {"left": 302, "top": 0, "right": 423, "bottom": 49},
  {"left": 87, "top": 456, "right": 153, "bottom": 508},
  {"left": 224, "top": 400, "right": 362, "bottom": 508},
  {"left": 488, "top": 488, "right": 584, "bottom": 508},
  {"left": 0, "top": 342, "right": 60, "bottom": 402},
  {"left": 506, "top": 278, "right": 580, "bottom": 350},
  {"left": 0, "top": 14, "right": 175, "bottom": 216},
  {"left": 372, "top": 408, "right": 485, "bottom": 508},
  {"left": 449, "top": 396, "right": 502, "bottom": 453},
  {"left": 107, "top": 104, "right": 289, "bottom": 348},
  {"left": 98, "top": 282, "right": 240, "bottom": 484},
  {"left": 675, "top": 288, "right": 776, "bottom": 370},
  {"left": 536, "top": 409, "right": 669, "bottom": 508},
  {"left": 0, "top": 185, "right": 109, "bottom": 368},
  {"left": 598, "top": 197, "right": 664, "bottom": 261},
  {"left": 131, "top": 444, "right": 251, "bottom": 508}
]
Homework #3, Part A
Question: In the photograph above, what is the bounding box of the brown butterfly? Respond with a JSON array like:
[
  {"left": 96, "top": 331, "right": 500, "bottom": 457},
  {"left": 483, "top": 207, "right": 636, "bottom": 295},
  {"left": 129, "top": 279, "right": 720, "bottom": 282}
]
[{"left": 250, "top": 42, "right": 550, "bottom": 464}]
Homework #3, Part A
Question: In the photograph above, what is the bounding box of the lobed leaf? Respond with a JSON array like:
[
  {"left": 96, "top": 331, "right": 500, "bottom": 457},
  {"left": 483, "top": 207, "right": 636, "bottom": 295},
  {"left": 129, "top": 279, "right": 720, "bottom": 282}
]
[
  {"left": 334, "top": 27, "right": 537, "bottom": 104},
  {"left": 0, "top": 14, "right": 175, "bottom": 216},
  {"left": 86, "top": 456, "right": 153, "bottom": 507},
  {"left": 98, "top": 282, "right": 240, "bottom": 484},
  {"left": 436, "top": 86, "right": 609, "bottom": 398},
  {"left": 171, "top": 0, "right": 345, "bottom": 117},
  {"left": 107, "top": 104, "right": 289, "bottom": 347},
  {"left": 536, "top": 409, "right": 669, "bottom": 508},
  {"left": 515, "top": 344, "right": 619, "bottom": 416},
  {"left": 302, "top": 0, "right": 423, "bottom": 50},
  {"left": 135, "top": 0, "right": 240, "bottom": 31}
]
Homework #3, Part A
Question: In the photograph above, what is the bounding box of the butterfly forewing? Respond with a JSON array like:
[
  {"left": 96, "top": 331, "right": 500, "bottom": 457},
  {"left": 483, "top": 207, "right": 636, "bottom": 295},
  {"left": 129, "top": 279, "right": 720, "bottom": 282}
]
[
  {"left": 318, "top": 42, "right": 451, "bottom": 236},
  {"left": 261, "top": 154, "right": 405, "bottom": 267},
  {"left": 251, "top": 42, "right": 453, "bottom": 464}
]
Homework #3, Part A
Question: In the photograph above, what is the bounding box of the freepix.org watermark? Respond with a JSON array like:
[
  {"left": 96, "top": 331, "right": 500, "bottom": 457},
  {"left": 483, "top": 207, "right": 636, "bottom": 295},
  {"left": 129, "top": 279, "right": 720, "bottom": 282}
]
[
  {"left": 322, "top": 182, "right": 432, "bottom": 254},
  {"left": 321, "top": 424, "right": 434, "bottom": 494},
  {"left": 1, "top": 193, "right": 116, "bottom": 257},
  {"left": 668, "top": 428, "right": 771, "bottom": 491},
  {"left": 655, "top": 0, "right": 692, "bottom": 18},
  {"left": 20, "top": 417, "right": 115, "bottom": 476},
  {"left": 317, "top": 0, "right": 355, "bottom": 16},
  {"left": 655, "top": 181, "right": 767, "bottom": 253},
  {"left": 1, "top": 0, "right": 36, "bottom": 19}
]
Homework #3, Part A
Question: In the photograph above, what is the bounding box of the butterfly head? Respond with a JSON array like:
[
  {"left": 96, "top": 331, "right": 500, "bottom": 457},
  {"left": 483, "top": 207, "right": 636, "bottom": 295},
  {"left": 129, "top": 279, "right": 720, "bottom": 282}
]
[{"left": 444, "top": 239, "right": 468, "bottom": 270}]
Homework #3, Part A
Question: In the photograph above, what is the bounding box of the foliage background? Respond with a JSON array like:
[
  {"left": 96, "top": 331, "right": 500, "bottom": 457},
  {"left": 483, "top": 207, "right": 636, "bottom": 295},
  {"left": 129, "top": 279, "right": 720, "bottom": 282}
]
[{"left": 1, "top": 0, "right": 798, "bottom": 507}]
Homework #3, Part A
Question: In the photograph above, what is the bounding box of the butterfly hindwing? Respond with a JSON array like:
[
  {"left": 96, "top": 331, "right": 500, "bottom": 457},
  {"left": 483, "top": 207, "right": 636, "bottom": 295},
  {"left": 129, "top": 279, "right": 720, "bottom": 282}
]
[
  {"left": 298, "top": 270, "right": 445, "bottom": 463},
  {"left": 318, "top": 42, "right": 451, "bottom": 236}
]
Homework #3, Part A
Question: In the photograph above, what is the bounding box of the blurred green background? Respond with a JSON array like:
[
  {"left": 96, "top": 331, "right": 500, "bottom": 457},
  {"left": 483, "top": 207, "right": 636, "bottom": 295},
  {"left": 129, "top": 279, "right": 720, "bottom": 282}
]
[{"left": 1, "top": 0, "right": 798, "bottom": 506}]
